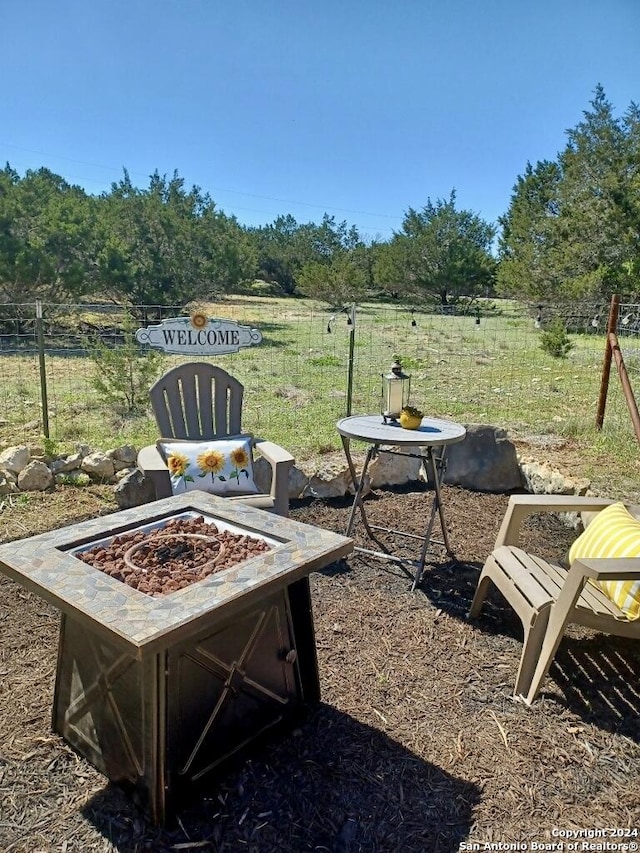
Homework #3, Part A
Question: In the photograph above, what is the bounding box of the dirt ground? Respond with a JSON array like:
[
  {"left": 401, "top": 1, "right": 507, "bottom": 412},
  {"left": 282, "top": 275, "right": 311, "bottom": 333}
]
[{"left": 0, "top": 472, "right": 639, "bottom": 852}]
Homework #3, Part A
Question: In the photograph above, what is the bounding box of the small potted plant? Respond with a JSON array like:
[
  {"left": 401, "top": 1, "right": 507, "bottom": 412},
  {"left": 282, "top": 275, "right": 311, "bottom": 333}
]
[{"left": 399, "top": 404, "right": 424, "bottom": 430}]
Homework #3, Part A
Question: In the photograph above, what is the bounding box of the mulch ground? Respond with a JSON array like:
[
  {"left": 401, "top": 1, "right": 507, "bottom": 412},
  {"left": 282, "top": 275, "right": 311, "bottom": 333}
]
[{"left": 1, "top": 483, "right": 639, "bottom": 852}]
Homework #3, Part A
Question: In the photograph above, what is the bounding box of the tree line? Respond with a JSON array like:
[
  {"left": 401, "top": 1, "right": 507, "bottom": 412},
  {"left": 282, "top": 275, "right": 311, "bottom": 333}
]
[{"left": 1, "top": 86, "right": 637, "bottom": 313}]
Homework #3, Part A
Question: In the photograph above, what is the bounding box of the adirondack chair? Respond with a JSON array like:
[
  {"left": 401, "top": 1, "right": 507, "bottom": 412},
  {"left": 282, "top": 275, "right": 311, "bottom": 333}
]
[
  {"left": 469, "top": 494, "right": 640, "bottom": 704},
  {"left": 137, "top": 362, "right": 294, "bottom": 516}
]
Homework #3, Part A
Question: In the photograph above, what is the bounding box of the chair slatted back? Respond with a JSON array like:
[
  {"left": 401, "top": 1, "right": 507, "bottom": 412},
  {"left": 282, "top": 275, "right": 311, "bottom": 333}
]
[{"left": 149, "top": 362, "right": 244, "bottom": 440}]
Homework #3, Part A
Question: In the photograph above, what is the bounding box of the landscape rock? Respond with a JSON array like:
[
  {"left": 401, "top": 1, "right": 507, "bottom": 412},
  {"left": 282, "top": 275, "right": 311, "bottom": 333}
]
[
  {"left": 115, "top": 467, "right": 136, "bottom": 481},
  {"left": 0, "top": 428, "right": 596, "bottom": 513},
  {"left": 442, "top": 425, "right": 523, "bottom": 492},
  {"left": 519, "top": 458, "right": 592, "bottom": 529},
  {"left": 17, "top": 460, "right": 54, "bottom": 492},
  {"left": 81, "top": 451, "right": 115, "bottom": 479},
  {"left": 305, "top": 470, "right": 352, "bottom": 499},
  {"left": 302, "top": 453, "right": 357, "bottom": 499},
  {"left": 0, "top": 445, "right": 31, "bottom": 475},
  {"left": 50, "top": 453, "right": 84, "bottom": 475},
  {"left": 254, "top": 458, "right": 310, "bottom": 500},
  {"left": 519, "top": 459, "right": 590, "bottom": 496},
  {"left": 369, "top": 445, "right": 422, "bottom": 488},
  {"left": 108, "top": 445, "right": 138, "bottom": 465},
  {"left": 0, "top": 472, "right": 19, "bottom": 495},
  {"left": 114, "top": 469, "right": 156, "bottom": 509},
  {"left": 287, "top": 465, "right": 310, "bottom": 500},
  {"left": 252, "top": 457, "right": 272, "bottom": 495}
]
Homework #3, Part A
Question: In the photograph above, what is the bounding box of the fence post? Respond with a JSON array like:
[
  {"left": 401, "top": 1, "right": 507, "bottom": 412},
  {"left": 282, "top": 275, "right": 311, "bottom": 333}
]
[
  {"left": 595, "top": 294, "right": 619, "bottom": 430},
  {"left": 608, "top": 331, "right": 640, "bottom": 444},
  {"left": 345, "top": 304, "right": 356, "bottom": 417},
  {"left": 35, "top": 300, "right": 50, "bottom": 439}
]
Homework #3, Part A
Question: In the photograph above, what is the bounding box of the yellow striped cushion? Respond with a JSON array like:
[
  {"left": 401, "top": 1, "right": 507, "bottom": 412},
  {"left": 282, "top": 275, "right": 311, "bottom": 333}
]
[{"left": 568, "top": 502, "right": 640, "bottom": 620}]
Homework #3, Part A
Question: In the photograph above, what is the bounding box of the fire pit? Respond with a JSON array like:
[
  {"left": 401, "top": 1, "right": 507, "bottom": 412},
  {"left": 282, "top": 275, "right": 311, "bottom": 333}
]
[
  {"left": 71, "top": 512, "right": 274, "bottom": 596},
  {"left": 0, "top": 491, "right": 352, "bottom": 824}
]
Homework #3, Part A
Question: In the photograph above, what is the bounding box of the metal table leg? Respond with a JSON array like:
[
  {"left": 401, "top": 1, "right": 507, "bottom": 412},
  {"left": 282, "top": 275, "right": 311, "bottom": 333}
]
[
  {"left": 341, "top": 438, "right": 456, "bottom": 589},
  {"left": 411, "top": 446, "right": 454, "bottom": 591},
  {"left": 342, "top": 439, "right": 407, "bottom": 562},
  {"left": 341, "top": 436, "right": 377, "bottom": 540}
]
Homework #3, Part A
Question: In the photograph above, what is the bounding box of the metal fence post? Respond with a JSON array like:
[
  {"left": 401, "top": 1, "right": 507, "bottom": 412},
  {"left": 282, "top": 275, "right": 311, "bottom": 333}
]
[
  {"left": 346, "top": 304, "right": 356, "bottom": 417},
  {"left": 35, "top": 300, "right": 50, "bottom": 438},
  {"left": 595, "top": 294, "right": 619, "bottom": 430}
]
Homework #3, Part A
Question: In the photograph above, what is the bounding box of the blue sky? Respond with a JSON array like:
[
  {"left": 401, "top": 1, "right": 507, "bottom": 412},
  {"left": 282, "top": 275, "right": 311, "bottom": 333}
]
[{"left": 2, "top": 0, "right": 639, "bottom": 241}]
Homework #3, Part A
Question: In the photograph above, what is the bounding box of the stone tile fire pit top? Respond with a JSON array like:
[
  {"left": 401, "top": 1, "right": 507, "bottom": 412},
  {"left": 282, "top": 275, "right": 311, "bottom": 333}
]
[{"left": 0, "top": 491, "right": 353, "bottom": 657}]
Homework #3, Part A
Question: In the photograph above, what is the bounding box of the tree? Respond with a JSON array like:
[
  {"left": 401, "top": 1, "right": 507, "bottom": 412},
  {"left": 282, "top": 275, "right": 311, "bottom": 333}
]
[
  {"left": 250, "top": 213, "right": 366, "bottom": 296},
  {"left": 86, "top": 313, "right": 166, "bottom": 415},
  {"left": 618, "top": 101, "right": 640, "bottom": 287},
  {"left": 557, "top": 85, "right": 634, "bottom": 297},
  {"left": 250, "top": 214, "right": 308, "bottom": 295},
  {"left": 0, "top": 165, "right": 94, "bottom": 303},
  {"left": 498, "top": 87, "right": 640, "bottom": 304},
  {"left": 497, "top": 160, "right": 563, "bottom": 302},
  {"left": 375, "top": 192, "right": 496, "bottom": 306},
  {"left": 94, "top": 170, "right": 256, "bottom": 308},
  {"left": 296, "top": 246, "right": 369, "bottom": 306}
]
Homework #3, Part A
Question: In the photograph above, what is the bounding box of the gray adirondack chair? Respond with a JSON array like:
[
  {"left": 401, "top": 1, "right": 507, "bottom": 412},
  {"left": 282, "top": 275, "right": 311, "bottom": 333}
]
[
  {"left": 469, "top": 494, "right": 640, "bottom": 704},
  {"left": 137, "top": 362, "right": 294, "bottom": 516}
]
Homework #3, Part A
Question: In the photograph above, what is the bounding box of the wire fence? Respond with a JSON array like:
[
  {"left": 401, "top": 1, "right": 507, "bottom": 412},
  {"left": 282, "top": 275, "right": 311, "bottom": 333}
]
[{"left": 0, "top": 298, "right": 637, "bottom": 456}]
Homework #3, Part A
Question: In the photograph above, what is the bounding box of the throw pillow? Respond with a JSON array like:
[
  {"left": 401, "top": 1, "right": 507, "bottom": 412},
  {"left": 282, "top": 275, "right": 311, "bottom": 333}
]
[
  {"left": 568, "top": 502, "right": 640, "bottom": 620},
  {"left": 158, "top": 437, "right": 259, "bottom": 497}
]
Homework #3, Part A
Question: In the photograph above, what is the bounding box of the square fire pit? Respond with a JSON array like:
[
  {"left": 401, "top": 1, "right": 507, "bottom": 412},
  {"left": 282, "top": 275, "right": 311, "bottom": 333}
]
[{"left": 0, "top": 491, "right": 352, "bottom": 824}]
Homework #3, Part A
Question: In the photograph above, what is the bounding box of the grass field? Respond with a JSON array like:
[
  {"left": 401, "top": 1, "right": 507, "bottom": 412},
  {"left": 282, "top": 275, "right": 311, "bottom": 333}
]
[{"left": 0, "top": 296, "right": 638, "bottom": 493}]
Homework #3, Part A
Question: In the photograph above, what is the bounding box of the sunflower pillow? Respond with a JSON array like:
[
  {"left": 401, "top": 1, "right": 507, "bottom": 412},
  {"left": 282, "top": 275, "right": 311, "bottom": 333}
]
[{"left": 158, "top": 437, "right": 259, "bottom": 496}]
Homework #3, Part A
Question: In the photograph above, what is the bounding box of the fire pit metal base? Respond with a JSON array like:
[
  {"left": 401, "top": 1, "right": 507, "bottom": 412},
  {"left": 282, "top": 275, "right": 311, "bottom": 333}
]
[
  {"left": 0, "top": 491, "right": 352, "bottom": 824},
  {"left": 54, "top": 581, "right": 310, "bottom": 820}
]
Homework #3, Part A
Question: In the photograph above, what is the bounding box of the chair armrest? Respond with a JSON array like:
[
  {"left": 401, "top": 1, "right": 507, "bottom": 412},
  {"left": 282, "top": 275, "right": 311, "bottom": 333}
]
[
  {"left": 495, "top": 494, "right": 618, "bottom": 548},
  {"left": 572, "top": 556, "right": 640, "bottom": 581},
  {"left": 254, "top": 439, "right": 294, "bottom": 466},
  {"left": 137, "top": 444, "right": 172, "bottom": 499},
  {"left": 137, "top": 444, "right": 167, "bottom": 473},
  {"left": 254, "top": 439, "right": 294, "bottom": 517}
]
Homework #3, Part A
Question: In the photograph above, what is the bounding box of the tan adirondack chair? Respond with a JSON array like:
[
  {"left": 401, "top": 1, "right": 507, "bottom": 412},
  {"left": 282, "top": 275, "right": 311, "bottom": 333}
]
[
  {"left": 137, "top": 362, "right": 294, "bottom": 516},
  {"left": 469, "top": 494, "right": 640, "bottom": 704}
]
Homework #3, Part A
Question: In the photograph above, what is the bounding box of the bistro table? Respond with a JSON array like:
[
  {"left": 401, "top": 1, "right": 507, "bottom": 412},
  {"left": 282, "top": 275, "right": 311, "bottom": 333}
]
[{"left": 336, "top": 414, "right": 467, "bottom": 590}]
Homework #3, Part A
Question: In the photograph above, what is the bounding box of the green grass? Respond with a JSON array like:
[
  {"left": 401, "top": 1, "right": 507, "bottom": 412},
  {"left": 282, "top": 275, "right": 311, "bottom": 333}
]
[{"left": 0, "top": 296, "right": 637, "bottom": 492}]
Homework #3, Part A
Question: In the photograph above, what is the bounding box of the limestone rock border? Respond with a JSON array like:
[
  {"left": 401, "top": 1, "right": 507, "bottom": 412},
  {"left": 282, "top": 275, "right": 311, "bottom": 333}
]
[{"left": 0, "top": 426, "right": 592, "bottom": 513}]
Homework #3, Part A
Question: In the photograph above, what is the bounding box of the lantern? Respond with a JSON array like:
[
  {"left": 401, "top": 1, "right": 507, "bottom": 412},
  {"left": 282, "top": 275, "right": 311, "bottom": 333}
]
[{"left": 381, "top": 360, "right": 411, "bottom": 423}]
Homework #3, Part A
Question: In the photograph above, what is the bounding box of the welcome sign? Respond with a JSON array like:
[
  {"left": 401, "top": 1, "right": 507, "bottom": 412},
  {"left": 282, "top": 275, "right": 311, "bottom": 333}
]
[{"left": 136, "top": 314, "right": 263, "bottom": 355}]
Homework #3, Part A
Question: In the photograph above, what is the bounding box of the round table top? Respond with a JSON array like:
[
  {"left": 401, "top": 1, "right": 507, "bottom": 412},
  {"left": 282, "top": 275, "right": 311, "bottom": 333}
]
[{"left": 336, "top": 414, "right": 467, "bottom": 447}]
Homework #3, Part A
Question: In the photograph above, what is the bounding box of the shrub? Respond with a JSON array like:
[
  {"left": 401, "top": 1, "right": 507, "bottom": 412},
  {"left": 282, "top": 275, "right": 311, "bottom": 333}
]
[
  {"left": 539, "top": 318, "right": 574, "bottom": 359},
  {"left": 86, "top": 314, "right": 166, "bottom": 415}
]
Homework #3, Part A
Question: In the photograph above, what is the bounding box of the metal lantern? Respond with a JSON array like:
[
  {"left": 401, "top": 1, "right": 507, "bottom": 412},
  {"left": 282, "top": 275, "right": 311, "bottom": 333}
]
[{"left": 381, "top": 360, "right": 411, "bottom": 423}]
